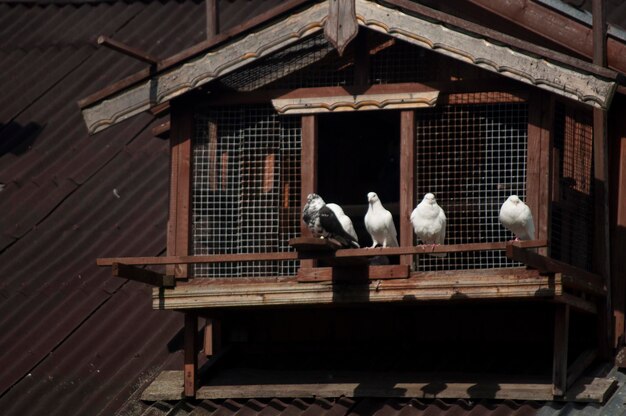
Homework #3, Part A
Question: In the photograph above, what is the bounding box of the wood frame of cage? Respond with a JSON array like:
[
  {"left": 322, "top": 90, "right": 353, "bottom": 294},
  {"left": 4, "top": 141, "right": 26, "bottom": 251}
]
[{"left": 97, "top": 34, "right": 612, "bottom": 400}]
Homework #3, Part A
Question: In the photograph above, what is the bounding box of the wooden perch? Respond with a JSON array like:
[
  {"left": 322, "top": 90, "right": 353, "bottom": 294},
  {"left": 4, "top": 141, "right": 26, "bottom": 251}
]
[
  {"left": 97, "top": 239, "right": 548, "bottom": 267},
  {"left": 505, "top": 244, "right": 605, "bottom": 296},
  {"left": 112, "top": 263, "right": 175, "bottom": 288}
]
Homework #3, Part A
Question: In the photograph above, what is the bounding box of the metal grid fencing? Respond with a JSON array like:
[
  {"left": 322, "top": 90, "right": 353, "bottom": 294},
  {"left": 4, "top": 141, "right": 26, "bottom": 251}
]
[
  {"left": 414, "top": 102, "right": 529, "bottom": 271},
  {"left": 551, "top": 103, "right": 594, "bottom": 271},
  {"left": 192, "top": 105, "right": 301, "bottom": 277},
  {"left": 369, "top": 37, "right": 434, "bottom": 84},
  {"left": 219, "top": 33, "right": 352, "bottom": 91}
]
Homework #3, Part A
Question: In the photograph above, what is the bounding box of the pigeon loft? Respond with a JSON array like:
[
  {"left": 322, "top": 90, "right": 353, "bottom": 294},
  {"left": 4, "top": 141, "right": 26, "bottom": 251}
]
[{"left": 89, "top": 2, "right": 625, "bottom": 403}]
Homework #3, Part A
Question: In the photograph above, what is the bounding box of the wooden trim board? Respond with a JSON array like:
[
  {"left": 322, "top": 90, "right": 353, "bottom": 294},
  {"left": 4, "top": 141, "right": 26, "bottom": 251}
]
[{"left": 141, "top": 370, "right": 617, "bottom": 403}]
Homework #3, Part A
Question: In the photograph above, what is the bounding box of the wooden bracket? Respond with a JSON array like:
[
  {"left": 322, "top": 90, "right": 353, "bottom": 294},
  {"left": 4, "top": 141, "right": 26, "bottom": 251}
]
[
  {"left": 97, "top": 35, "right": 158, "bottom": 65},
  {"left": 111, "top": 263, "right": 175, "bottom": 288}
]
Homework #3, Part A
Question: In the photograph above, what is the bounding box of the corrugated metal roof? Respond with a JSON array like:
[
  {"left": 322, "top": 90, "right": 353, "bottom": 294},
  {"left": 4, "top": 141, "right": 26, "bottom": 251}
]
[
  {"left": 0, "top": 0, "right": 207, "bottom": 414},
  {"left": 136, "top": 397, "right": 544, "bottom": 416}
]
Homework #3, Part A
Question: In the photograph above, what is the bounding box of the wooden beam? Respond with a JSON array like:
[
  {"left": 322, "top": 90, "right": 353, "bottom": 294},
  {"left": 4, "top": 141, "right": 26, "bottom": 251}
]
[
  {"left": 203, "top": 318, "right": 221, "bottom": 357},
  {"left": 98, "top": 240, "right": 548, "bottom": 266},
  {"left": 184, "top": 312, "right": 198, "bottom": 397},
  {"left": 297, "top": 265, "right": 410, "bottom": 282},
  {"left": 153, "top": 268, "right": 561, "bottom": 309},
  {"left": 300, "top": 115, "right": 318, "bottom": 269},
  {"left": 112, "top": 263, "right": 175, "bottom": 288},
  {"left": 567, "top": 349, "right": 597, "bottom": 389},
  {"left": 553, "top": 304, "right": 570, "bottom": 396},
  {"left": 206, "top": 0, "right": 218, "bottom": 39},
  {"left": 167, "top": 101, "right": 193, "bottom": 278},
  {"left": 463, "top": 0, "right": 626, "bottom": 75},
  {"left": 151, "top": 120, "right": 170, "bottom": 138},
  {"left": 506, "top": 244, "right": 605, "bottom": 296},
  {"left": 96, "top": 35, "right": 158, "bottom": 65},
  {"left": 400, "top": 110, "right": 415, "bottom": 268}
]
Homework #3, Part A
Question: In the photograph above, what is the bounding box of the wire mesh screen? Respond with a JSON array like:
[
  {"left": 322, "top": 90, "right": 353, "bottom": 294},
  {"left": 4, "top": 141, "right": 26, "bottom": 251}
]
[
  {"left": 551, "top": 103, "right": 594, "bottom": 271},
  {"left": 219, "top": 33, "right": 352, "bottom": 91},
  {"left": 370, "top": 38, "right": 434, "bottom": 84},
  {"left": 192, "top": 105, "right": 301, "bottom": 277},
  {"left": 414, "top": 102, "right": 529, "bottom": 271}
]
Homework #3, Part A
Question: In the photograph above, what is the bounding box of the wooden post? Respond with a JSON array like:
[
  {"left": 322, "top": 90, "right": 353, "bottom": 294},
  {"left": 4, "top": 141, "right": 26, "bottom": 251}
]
[
  {"left": 592, "top": 0, "right": 612, "bottom": 359},
  {"left": 204, "top": 318, "right": 222, "bottom": 357},
  {"left": 354, "top": 31, "right": 369, "bottom": 87},
  {"left": 167, "top": 100, "right": 193, "bottom": 278},
  {"left": 184, "top": 312, "right": 198, "bottom": 397},
  {"left": 527, "top": 92, "right": 552, "bottom": 256},
  {"left": 301, "top": 115, "right": 318, "bottom": 269},
  {"left": 553, "top": 304, "right": 570, "bottom": 396},
  {"left": 206, "top": 0, "right": 218, "bottom": 39},
  {"left": 400, "top": 111, "right": 415, "bottom": 268},
  {"left": 611, "top": 99, "right": 626, "bottom": 347}
]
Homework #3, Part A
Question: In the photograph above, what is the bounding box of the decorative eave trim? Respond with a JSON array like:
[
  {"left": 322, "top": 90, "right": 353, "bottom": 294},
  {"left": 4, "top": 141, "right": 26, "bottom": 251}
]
[
  {"left": 81, "top": 0, "right": 617, "bottom": 135},
  {"left": 81, "top": 2, "right": 328, "bottom": 134},
  {"left": 272, "top": 90, "right": 439, "bottom": 114},
  {"left": 355, "top": 0, "right": 615, "bottom": 110}
]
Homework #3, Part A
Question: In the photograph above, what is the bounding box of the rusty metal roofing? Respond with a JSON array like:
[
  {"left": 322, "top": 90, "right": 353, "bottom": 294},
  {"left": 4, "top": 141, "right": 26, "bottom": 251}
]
[{"left": 0, "top": 0, "right": 206, "bottom": 414}]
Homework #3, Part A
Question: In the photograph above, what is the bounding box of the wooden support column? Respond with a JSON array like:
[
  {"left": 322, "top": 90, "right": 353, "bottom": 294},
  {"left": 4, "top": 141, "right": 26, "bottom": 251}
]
[
  {"left": 167, "top": 101, "right": 193, "bottom": 278},
  {"left": 204, "top": 318, "right": 222, "bottom": 357},
  {"left": 527, "top": 92, "right": 553, "bottom": 256},
  {"left": 400, "top": 110, "right": 415, "bottom": 267},
  {"left": 611, "top": 97, "right": 626, "bottom": 347},
  {"left": 206, "top": 0, "right": 218, "bottom": 39},
  {"left": 184, "top": 312, "right": 198, "bottom": 397},
  {"left": 301, "top": 115, "right": 318, "bottom": 269},
  {"left": 553, "top": 304, "right": 570, "bottom": 396}
]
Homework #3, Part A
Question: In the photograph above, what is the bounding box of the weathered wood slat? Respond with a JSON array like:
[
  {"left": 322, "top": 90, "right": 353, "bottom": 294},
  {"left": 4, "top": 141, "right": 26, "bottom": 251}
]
[
  {"left": 98, "top": 240, "right": 547, "bottom": 266},
  {"left": 152, "top": 269, "right": 561, "bottom": 309},
  {"left": 142, "top": 370, "right": 616, "bottom": 403},
  {"left": 112, "top": 263, "right": 175, "bottom": 288},
  {"left": 297, "top": 265, "right": 410, "bottom": 282},
  {"left": 506, "top": 245, "right": 606, "bottom": 296}
]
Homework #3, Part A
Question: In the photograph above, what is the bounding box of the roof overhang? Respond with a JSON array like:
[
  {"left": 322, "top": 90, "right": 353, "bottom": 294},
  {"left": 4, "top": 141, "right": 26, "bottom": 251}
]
[{"left": 80, "top": 0, "right": 618, "bottom": 134}]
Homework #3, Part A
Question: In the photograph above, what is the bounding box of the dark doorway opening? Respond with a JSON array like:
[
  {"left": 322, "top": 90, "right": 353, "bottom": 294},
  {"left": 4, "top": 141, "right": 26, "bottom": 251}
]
[{"left": 317, "top": 110, "right": 400, "bottom": 247}]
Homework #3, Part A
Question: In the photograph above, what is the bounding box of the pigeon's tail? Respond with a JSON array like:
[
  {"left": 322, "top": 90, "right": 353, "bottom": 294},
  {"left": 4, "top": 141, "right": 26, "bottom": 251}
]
[{"left": 333, "top": 234, "right": 360, "bottom": 248}]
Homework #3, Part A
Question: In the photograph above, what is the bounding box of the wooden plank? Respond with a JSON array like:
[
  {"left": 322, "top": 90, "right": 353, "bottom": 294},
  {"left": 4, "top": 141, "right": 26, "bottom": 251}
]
[
  {"left": 153, "top": 270, "right": 561, "bottom": 309},
  {"left": 204, "top": 318, "right": 221, "bottom": 357},
  {"left": 297, "top": 265, "right": 410, "bottom": 282},
  {"left": 554, "top": 293, "right": 597, "bottom": 315},
  {"left": 141, "top": 370, "right": 183, "bottom": 401},
  {"left": 354, "top": 31, "right": 369, "bottom": 86},
  {"left": 526, "top": 92, "right": 542, "bottom": 247},
  {"left": 272, "top": 91, "right": 438, "bottom": 114},
  {"left": 567, "top": 349, "right": 597, "bottom": 389},
  {"left": 167, "top": 102, "right": 193, "bottom": 278},
  {"left": 206, "top": 0, "right": 218, "bottom": 38},
  {"left": 539, "top": 95, "right": 554, "bottom": 257},
  {"left": 184, "top": 312, "right": 198, "bottom": 397},
  {"left": 506, "top": 245, "right": 605, "bottom": 296},
  {"left": 563, "top": 376, "right": 618, "bottom": 403},
  {"left": 300, "top": 115, "right": 318, "bottom": 269},
  {"left": 98, "top": 240, "right": 548, "bottom": 266},
  {"left": 593, "top": 107, "right": 611, "bottom": 359},
  {"left": 324, "top": 0, "right": 358, "bottom": 56},
  {"left": 96, "top": 35, "right": 158, "bottom": 64},
  {"left": 112, "top": 263, "right": 175, "bottom": 288},
  {"left": 553, "top": 304, "right": 570, "bottom": 396},
  {"left": 151, "top": 120, "right": 170, "bottom": 138},
  {"left": 357, "top": 0, "right": 615, "bottom": 109},
  {"left": 400, "top": 110, "right": 415, "bottom": 268}
]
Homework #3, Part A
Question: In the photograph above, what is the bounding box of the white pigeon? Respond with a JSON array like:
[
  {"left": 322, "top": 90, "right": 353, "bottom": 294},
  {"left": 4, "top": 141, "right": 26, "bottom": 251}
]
[
  {"left": 410, "top": 193, "right": 447, "bottom": 257},
  {"left": 499, "top": 195, "right": 535, "bottom": 240},
  {"left": 326, "top": 203, "right": 359, "bottom": 243},
  {"left": 302, "top": 193, "right": 359, "bottom": 248},
  {"left": 364, "top": 192, "right": 398, "bottom": 248}
]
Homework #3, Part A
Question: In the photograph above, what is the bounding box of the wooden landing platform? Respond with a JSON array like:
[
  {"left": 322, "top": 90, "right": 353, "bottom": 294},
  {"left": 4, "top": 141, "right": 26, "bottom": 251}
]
[
  {"left": 141, "top": 370, "right": 617, "bottom": 403},
  {"left": 153, "top": 267, "right": 598, "bottom": 311}
]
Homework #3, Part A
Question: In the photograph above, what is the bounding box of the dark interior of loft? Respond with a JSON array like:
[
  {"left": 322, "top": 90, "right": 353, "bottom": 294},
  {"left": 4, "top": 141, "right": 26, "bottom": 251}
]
[{"left": 317, "top": 110, "right": 400, "bottom": 248}]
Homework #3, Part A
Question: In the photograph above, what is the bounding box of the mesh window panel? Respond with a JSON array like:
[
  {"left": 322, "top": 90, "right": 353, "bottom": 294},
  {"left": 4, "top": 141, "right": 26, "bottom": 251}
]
[
  {"left": 415, "top": 102, "right": 529, "bottom": 271},
  {"left": 219, "top": 33, "right": 352, "bottom": 91},
  {"left": 370, "top": 38, "right": 434, "bottom": 84},
  {"left": 551, "top": 103, "right": 594, "bottom": 271},
  {"left": 192, "top": 105, "right": 301, "bottom": 277}
]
